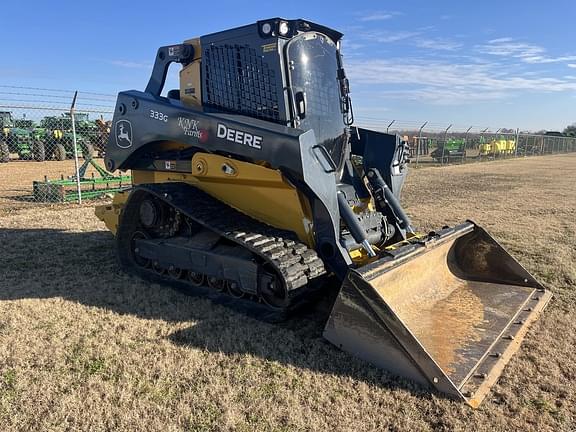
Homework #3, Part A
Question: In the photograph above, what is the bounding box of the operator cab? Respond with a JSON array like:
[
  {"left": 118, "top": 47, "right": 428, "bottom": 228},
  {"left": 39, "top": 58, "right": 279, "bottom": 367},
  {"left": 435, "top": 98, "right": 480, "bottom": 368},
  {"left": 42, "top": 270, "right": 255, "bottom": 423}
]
[{"left": 197, "top": 18, "right": 353, "bottom": 172}]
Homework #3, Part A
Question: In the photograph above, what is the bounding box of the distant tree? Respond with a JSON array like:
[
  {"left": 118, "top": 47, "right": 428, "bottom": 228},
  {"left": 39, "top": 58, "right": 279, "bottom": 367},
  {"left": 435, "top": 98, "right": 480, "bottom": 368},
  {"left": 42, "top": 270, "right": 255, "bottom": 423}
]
[
  {"left": 563, "top": 124, "right": 576, "bottom": 137},
  {"left": 500, "top": 128, "right": 515, "bottom": 134}
]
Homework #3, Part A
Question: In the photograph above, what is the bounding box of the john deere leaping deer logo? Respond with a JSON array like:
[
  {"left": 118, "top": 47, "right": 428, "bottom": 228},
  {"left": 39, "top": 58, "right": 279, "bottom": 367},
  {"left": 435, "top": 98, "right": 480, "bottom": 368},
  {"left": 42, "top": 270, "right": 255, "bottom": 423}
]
[{"left": 115, "top": 120, "right": 133, "bottom": 148}]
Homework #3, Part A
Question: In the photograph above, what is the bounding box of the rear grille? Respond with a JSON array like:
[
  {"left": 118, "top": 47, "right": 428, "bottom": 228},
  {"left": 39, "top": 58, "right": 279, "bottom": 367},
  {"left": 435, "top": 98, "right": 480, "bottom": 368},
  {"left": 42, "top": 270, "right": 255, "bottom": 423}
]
[{"left": 203, "top": 44, "right": 281, "bottom": 122}]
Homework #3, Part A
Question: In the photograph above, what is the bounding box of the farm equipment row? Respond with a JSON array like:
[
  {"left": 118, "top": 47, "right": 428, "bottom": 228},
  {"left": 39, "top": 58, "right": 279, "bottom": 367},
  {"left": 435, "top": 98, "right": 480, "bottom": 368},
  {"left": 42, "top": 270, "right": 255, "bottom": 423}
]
[
  {"left": 478, "top": 136, "right": 516, "bottom": 156},
  {"left": 405, "top": 133, "right": 569, "bottom": 162},
  {"left": 0, "top": 111, "right": 111, "bottom": 163},
  {"left": 406, "top": 135, "right": 518, "bottom": 162}
]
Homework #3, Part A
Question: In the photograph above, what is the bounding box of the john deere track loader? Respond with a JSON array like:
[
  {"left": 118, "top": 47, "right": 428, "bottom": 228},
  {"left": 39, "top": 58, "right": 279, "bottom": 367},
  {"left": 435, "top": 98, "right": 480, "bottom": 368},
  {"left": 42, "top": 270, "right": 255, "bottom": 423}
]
[{"left": 96, "top": 18, "right": 551, "bottom": 407}]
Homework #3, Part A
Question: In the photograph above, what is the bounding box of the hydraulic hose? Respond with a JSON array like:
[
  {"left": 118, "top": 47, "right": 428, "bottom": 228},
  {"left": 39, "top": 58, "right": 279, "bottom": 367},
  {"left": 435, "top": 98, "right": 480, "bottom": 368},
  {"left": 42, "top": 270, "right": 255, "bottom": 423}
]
[
  {"left": 337, "top": 191, "right": 376, "bottom": 257},
  {"left": 366, "top": 168, "right": 415, "bottom": 235}
]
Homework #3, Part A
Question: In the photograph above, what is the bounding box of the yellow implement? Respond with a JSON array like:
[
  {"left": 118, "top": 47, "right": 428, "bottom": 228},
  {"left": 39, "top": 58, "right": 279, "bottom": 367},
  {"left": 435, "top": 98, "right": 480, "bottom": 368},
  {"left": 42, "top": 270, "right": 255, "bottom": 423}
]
[{"left": 480, "top": 138, "right": 516, "bottom": 156}]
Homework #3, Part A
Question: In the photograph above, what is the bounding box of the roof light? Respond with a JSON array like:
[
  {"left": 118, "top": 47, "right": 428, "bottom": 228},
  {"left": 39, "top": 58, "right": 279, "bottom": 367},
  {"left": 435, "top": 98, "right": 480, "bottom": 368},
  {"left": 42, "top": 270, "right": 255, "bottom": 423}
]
[
  {"left": 278, "top": 21, "right": 289, "bottom": 36},
  {"left": 261, "top": 22, "right": 272, "bottom": 35}
]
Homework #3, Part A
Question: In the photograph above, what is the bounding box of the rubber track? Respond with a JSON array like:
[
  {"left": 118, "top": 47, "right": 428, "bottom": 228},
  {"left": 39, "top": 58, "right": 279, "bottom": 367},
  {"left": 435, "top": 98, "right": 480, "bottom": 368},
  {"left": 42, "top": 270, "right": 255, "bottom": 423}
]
[{"left": 119, "top": 182, "right": 326, "bottom": 316}]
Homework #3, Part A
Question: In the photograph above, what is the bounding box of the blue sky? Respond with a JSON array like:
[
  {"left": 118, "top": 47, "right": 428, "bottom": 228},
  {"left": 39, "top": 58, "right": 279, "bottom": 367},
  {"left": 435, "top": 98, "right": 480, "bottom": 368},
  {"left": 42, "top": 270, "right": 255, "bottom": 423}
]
[{"left": 1, "top": 0, "right": 575, "bottom": 131}]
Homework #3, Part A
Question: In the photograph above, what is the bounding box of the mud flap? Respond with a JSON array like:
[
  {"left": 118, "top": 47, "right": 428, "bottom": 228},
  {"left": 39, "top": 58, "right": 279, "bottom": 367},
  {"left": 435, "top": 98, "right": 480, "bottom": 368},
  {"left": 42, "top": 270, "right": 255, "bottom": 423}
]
[{"left": 323, "top": 222, "right": 552, "bottom": 407}]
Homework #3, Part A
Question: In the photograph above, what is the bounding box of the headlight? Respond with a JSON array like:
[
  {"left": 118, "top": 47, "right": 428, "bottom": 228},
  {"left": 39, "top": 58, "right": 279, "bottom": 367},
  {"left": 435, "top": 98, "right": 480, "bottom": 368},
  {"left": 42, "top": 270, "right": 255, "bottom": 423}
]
[
  {"left": 278, "top": 21, "right": 289, "bottom": 36},
  {"left": 261, "top": 22, "right": 272, "bottom": 35}
]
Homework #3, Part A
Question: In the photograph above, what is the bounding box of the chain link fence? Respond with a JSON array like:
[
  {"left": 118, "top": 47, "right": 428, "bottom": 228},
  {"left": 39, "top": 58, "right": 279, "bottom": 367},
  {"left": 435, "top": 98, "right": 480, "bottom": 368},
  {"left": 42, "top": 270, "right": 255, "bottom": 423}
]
[
  {"left": 0, "top": 86, "right": 131, "bottom": 210},
  {"left": 1, "top": 87, "right": 575, "bottom": 211},
  {"left": 355, "top": 118, "right": 576, "bottom": 167}
]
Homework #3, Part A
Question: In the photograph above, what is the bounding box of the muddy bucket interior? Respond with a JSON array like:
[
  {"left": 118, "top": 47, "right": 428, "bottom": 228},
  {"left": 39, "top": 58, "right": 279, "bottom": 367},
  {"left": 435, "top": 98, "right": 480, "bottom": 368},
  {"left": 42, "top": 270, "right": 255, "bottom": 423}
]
[{"left": 324, "top": 223, "right": 552, "bottom": 407}]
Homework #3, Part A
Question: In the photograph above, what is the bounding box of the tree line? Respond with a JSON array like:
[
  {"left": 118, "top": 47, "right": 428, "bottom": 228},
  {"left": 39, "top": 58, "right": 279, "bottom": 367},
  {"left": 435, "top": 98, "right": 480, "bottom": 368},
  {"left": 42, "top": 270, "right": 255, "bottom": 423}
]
[{"left": 563, "top": 124, "right": 576, "bottom": 137}]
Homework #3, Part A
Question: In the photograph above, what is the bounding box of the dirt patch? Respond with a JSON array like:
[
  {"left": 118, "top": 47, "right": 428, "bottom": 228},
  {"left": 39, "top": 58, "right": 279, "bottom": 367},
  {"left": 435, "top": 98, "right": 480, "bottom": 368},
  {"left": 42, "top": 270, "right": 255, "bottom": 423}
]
[{"left": 0, "top": 154, "right": 575, "bottom": 431}]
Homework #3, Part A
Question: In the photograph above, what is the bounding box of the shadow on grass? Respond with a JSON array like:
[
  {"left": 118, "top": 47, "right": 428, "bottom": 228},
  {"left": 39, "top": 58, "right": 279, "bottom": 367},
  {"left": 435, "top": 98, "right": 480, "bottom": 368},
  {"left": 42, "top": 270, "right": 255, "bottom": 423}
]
[
  {"left": 0, "top": 191, "right": 37, "bottom": 203},
  {"left": 0, "top": 227, "right": 435, "bottom": 402}
]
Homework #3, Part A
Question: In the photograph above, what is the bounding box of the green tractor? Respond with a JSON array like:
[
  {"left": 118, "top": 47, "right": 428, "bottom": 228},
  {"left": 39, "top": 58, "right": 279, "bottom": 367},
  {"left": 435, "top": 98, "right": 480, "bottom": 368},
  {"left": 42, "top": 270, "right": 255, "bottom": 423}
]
[
  {"left": 0, "top": 112, "right": 46, "bottom": 162},
  {"left": 14, "top": 118, "right": 34, "bottom": 128},
  {"left": 41, "top": 113, "right": 96, "bottom": 160},
  {"left": 430, "top": 138, "right": 466, "bottom": 162}
]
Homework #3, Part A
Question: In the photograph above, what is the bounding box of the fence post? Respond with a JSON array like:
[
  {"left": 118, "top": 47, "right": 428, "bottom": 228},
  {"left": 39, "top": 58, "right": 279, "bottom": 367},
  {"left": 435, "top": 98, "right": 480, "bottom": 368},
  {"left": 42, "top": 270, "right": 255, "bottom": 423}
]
[
  {"left": 514, "top": 128, "right": 520, "bottom": 157},
  {"left": 462, "top": 126, "right": 472, "bottom": 163},
  {"left": 494, "top": 128, "right": 501, "bottom": 158},
  {"left": 479, "top": 127, "right": 489, "bottom": 161},
  {"left": 441, "top": 124, "right": 452, "bottom": 164},
  {"left": 415, "top": 121, "right": 427, "bottom": 167},
  {"left": 70, "top": 91, "right": 82, "bottom": 205}
]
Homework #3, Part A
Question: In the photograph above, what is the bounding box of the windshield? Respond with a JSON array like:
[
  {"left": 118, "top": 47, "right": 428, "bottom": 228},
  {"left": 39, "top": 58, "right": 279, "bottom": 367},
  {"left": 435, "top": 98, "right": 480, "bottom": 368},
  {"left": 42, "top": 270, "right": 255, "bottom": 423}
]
[{"left": 286, "top": 32, "right": 348, "bottom": 170}]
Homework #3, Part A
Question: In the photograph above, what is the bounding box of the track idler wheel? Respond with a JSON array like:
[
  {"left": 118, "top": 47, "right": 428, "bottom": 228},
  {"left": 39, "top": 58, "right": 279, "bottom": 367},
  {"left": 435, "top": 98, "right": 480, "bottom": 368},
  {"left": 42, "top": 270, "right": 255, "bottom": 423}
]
[
  {"left": 152, "top": 261, "right": 166, "bottom": 275},
  {"left": 168, "top": 266, "right": 184, "bottom": 280},
  {"left": 227, "top": 281, "right": 245, "bottom": 298},
  {"left": 130, "top": 231, "right": 150, "bottom": 268},
  {"left": 259, "top": 267, "right": 288, "bottom": 309},
  {"left": 207, "top": 276, "right": 226, "bottom": 292},
  {"left": 139, "top": 199, "right": 162, "bottom": 228},
  {"left": 187, "top": 271, "right": 205, "bottom": 287}
]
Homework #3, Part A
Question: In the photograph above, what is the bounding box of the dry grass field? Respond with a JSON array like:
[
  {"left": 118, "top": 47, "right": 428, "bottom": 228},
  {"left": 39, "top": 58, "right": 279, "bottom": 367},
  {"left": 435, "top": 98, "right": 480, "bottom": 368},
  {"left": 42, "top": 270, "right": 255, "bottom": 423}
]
[{"left": 0, "top": 154, "right": 575, "bottom": 431}]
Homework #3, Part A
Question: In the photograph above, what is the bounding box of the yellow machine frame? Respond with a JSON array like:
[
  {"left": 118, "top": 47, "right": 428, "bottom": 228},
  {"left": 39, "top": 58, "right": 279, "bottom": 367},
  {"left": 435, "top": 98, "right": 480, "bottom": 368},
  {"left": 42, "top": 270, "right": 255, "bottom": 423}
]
[{"left": 96, "top": 152, "right": 316, "bottom": 246}]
